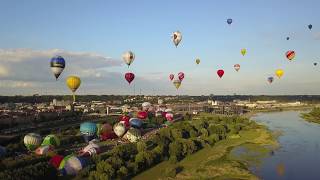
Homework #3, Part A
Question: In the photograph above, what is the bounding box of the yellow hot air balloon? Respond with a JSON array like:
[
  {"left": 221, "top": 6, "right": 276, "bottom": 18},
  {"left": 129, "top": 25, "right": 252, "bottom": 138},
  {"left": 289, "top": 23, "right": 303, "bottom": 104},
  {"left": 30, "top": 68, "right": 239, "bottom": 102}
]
[
  {"left": 241, "top": 48, "right": 246, "bottom": 56},
  {"left": 66, "top": 76, "right": 81, "bottom": 102},
  {"left": 173, "top": 79, "right": 181, "bottom": 89},
  {"left": 195, "top": 58, "right": 200, "bottom": 65},
  {"left": 275, "top": 69, "right": 284, "bottom": 78}
]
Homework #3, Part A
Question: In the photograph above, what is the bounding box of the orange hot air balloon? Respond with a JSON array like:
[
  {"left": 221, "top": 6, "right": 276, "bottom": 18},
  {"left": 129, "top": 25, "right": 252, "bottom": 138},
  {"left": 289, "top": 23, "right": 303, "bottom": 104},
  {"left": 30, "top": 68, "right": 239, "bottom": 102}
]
[{"left": 286, "top": 50, "right": 295, "bottom": 61}]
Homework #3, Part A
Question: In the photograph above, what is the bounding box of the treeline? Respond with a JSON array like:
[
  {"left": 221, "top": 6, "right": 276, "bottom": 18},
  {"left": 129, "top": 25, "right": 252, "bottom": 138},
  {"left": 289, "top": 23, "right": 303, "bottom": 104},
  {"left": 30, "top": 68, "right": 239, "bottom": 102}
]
[{"left": 77, "top": 115, "right": 252, "bottom": 179}]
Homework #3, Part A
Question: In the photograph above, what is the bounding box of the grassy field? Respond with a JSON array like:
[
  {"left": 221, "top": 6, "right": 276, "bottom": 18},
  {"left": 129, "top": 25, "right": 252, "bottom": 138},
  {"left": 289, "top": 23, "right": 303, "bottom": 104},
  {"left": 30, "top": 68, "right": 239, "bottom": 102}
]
[
  {"left": 133, "top": 124, "right": 278, "bottom": 180},
  {"left": 301, "top": 107, "right": 320, "bottom": 124}
]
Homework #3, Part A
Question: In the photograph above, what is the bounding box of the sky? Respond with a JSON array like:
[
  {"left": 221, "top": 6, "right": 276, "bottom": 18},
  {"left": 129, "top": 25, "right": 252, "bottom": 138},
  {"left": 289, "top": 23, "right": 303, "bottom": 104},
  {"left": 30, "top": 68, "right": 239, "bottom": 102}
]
[{"left": 0, "top": 0, "right": 319, "bottom": 96}]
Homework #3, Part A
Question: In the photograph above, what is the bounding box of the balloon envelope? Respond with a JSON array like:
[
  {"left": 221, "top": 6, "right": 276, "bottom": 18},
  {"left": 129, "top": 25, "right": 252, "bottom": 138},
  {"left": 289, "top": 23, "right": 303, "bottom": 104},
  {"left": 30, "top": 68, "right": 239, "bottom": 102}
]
[
  {"left": 169, "top": 74, "right": 174, "bottom": 81},
  {"left": 137, "top": 111, "right": 148, "bottom": 120},
  {"left": 42, "top": 134, "right": 60, "bottom": 147},
  {"left": 50, "top": 56, "right": 65, "bottom": 80},
  {"left": 165, "top": 112, "right": 174, "bottom": 121},
  {"left": 217, "top": 69, "right": 224, "bottom": 78},
  {"left": 59, "top": 155, "right": 87, "bottom": 175},
  {"left": 178, "top": 72, "right": 185, "bottom": 81},
  {"left": 24, "top": 133, "right": 42, "bottom": 151},
  {"left": 234, "top": 64, "right": 240, "bottom": 72},
  {"left": 172, "top": 31, "right": 182, "bottom": 47},
  {"left": 314, "top": 62, "right": 317, "bottom": 66},
  {"left": 50, "top": 155, "right": 64, "bottom": 169},
  {"left": 125, "top": 72, "right": 135, "bottom": 84},
  {"left": 227, "top": 18, "right": 232, "bottom": 25},
  {"left": 285, "top": 50, "right": 295, "bottom": 61},
  {"left": 275, "top": 69, "right": 284, "bottom": 78},
  {"left": 196, "top": 58, "right": 200, "bottom": 64},
  {"left": 241, "top": 49, "right": 246, "bottom": 56},
  {"left": 286, "top": 37, "right": 289, "bottom": 40},
  {"left": 129, "top": 118, "right": 143, "bottom": 128},
  {"left": 66, "top": 76, "right": 81, "bottom": 93},
  {"left": 308, "top": 24, "right": 312, "bottom": 30},
  {"left": 268, "top": 77, "right": 274, "bottom": 84},
  {"left": 113, "top": 123, "right": 126, "bottom": 137},
  {"left": 124, "top": 128, "right": 141, "bottom": 143},
  {"left": 173, "top": 79, "right": 181, "bottom": 89},
  {"left": 80, "top": 122, "right": 97, "bottom": 142},
  {"left": 122, "top": 51, "right": 135, "bottom": 67}
]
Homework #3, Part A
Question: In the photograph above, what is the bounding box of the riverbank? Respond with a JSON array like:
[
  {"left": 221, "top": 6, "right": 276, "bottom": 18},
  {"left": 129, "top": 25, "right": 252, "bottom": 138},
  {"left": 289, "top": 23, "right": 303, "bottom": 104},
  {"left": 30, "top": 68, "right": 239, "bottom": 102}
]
[
  {"left": 301, "top": 107, "right": 320, "bottom": 124},
  {"left": 133, "top": 121, "right": 278, "bottom": 179}
]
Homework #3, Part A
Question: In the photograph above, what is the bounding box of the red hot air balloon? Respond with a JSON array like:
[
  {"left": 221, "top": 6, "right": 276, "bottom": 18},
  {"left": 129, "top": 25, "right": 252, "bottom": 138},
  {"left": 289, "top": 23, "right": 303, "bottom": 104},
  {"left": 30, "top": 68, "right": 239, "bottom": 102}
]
[
  {"left": 165, "top": 113, "right": 174, "bottom": 122},
  {"left": 137, "top": 111, "right": 148, "bottom": 120},
  {"left": 285, "top": 50, "right": 295, "bottom": 61},
  {"left": 169, "top": 74, "right": 174, "bottom": 81},
  {"left": 178, "top": 72, "right": 185, "bottom": 81},
  {"left": 119, "top": 115, "right": 130, "bottom": 122},
  {"left": 217, "top": 69, "right": 224, "bottom": 78},
  {"left": 49, "top": 155, "right": 64, "bottom": 169},
  {"left": 125, "top": 72, "right": 135, "bottom": 84}
]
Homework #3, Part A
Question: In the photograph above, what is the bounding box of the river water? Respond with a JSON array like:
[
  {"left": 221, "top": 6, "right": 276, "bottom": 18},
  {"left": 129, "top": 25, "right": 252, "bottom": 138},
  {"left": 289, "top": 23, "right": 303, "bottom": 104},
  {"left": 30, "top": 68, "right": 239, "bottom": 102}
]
[{"left": 249, "top": 111, "right": 320, "bottom": 180}]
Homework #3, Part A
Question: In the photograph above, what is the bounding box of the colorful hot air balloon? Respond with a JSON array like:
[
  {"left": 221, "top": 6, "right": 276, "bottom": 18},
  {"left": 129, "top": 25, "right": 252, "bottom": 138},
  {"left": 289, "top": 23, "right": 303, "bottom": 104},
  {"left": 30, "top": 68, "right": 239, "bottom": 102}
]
[
  {"left": 169, "top": 74, "right": 174, "bottom": 81},
  {"left": 178, "top": 72, "right": 185, "bottom": 81},
  {"left": 165, "top": 112, "right": 174, "bottom": 122},
  {"left": 50, "top": 56, "right": 65, "bottom": 80},
  {"left": 59, "top": 155, "right": 87, "bottom": 176},
  {"left": 42, "top": 134, "right": 60, "bottom": 147},
  {"left": 35, "top": 145, "right": 55, "bottom": 156},
  {"left": 125, "top": 72, "right": 135, "bottom": 84},
  {"left": 241, "top": 49, "right": 246, "bottom": 56},
  {"left": 66, "top": 76, "right": 81, "bottom": 102},
  {"left": 124, "top": 128, "right": 141, "bottom": 143},
  {"left": 217, "top": 69, "right": 224, "bottom": 78},
  {"left": 50, "top": 155, "right": 64, "bottom": 169},
  {"left": 268, "top": 77, "right": 274, "bottom": 84},
  {"left": 80, "top": 122, "right": 97, "bottom": 142},
  {"left": 196, "top": 58, "right": 200, "bottom": 65},
  {"left": 142, "top": 102, "right": 151, "bottom": 111},
  {"left": 173, "top": 79, "right": 181, "bottom": 89},
  {"left": 113, "top": 123, "right": 126, "bottom": 137},
  {"left": 24, "top": 133, "right": 42, "bottom": 151},
  {"left": 122, "top": 51, "right": 135, "bottom": 67},
  {"left": 96, "top": 123, "right": 113, "bottom": 137},
  {"left": 285, "top": 50, "right": 295, "bottom": 61},
  {"left": 172, "top": 31, "right": 182, "bottom": 47},
  {"left": 80, "top": 141, "right": 100, "bottom": 157},
  {"left": 234, "top": 64, "right": 240, "bottom": 72},
  {"left": 137, "top": 111, "right": 148, "bottom": 120},
  {"left": 286, "top": 37, "right": 290, "bottom": 40},
  {"left": 129, "top": 118, "right": 143, "bottom": 128},
  {"left": 275, "top": 69, "right": 284, "bottom": 78},
  {"left": 227, "top": 18, "right": 232, "bottom": 25},
  {"left": 308, "top": 24, "right": 312, "bottom": 30}
]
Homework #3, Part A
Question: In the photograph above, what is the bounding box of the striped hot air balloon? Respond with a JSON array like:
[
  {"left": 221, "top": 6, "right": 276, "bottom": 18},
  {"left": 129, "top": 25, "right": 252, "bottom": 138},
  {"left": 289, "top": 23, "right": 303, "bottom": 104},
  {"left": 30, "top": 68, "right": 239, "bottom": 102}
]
[
  {"left": 24, "top": 133, "right": 42, "bottom": 151},
  {"left": 124, "top": 128, "right": 141, "bottom": 143},
  {"left": 59, "top": 155, "right": 87, "bottom": 175},
  {"left": 285, "top": 50, "right": 295, "bottom": 61}
]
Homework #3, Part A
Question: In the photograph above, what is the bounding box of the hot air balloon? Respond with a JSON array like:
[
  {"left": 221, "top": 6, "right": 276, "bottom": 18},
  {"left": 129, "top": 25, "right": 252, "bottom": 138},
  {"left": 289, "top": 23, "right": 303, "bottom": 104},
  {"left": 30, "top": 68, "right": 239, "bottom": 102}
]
[
  {"left": 129, "top": 118, "right": 143, "bottom": 128},
  {"left": 137, "top": 111, "right": 148, "bottom": 120},
  {"left": 172, "top": 31, "right": 182, "bottom": 47},
  {"left": 122, "top": 51, "right": 135, "bottom": 67},
  {"left": 196, "top": 58, "right": 200, "bottom": 65},
  {"left": 217, "top": 69, "right": 224, "bottom": 78},
  {"left": 178, "top": 72, "right": 185, "bottom": 81},
  {"left": 142, "top": 102, "right": 151, "bottom": 111},
  {"left": 275, "top": 69, "right": 284, "bottom": 78},
  {"left": 96, "top": 123, "right": 113, "bottom": 137},
  {"left": 124, "top": 128, "right": 141, "bottom": 143},
  {"left": 79, "top": 141, "right": 100, "bottom": 157},
  {"left": 308, "top": 24, "right": 312, "bottom": 30},
  {"left": 241, "top": 49, "right": 246, "bottom": 56},
  {"left": 125, "top": 72, "right": 135, "bottom": 84},
  {"left": 165, "top": 112, "right": 174, "bottom": 122},
  {"left": 227, "top": 18, "right": 232, "bottom": 25},
  {"left": 268, "top": 77, "right": 274, "bottom": 84},
  {"left": 59, "top": 155, "right": 87, "bottom": 176},
  {"left": 234, "top": 64, "right": 240, "bottom": 72},
  {"left": 113, "top": 123, "right": 126, "bottom": 137},
  {"left": 66, "top": 76, "right": 81, "bottom": 102},
  {"left": 169, "top": 74, "right": 174, "bottom": 81},
  {"left": 80, "top": 122, "right": 97, "bottom": 142},
  {"left": 35, "top": 145, "right": 55, "bottom": 156},
  {"left": 50, "top": 155, "right": 64, "bottom": 169},
  {"left": 173, "top": 79, "right": 181, "bottom": 89},
  {"left": 24, "top": 133, "right": 42, "bottom": 151},
  {"left": 286, "top": 37, "right": 290, "bottom": 40},
  {"left": 314, "top": 62, "right": 317, "bottom": 66},
  {"left": 42, "top": 134, "right": 60, "bottom": 147},
  {"left": 285, "top": 50, "right": 295, "bottom": 61},
  {"left": 50, "top": 56, "right": 65, "bottom": 80}
]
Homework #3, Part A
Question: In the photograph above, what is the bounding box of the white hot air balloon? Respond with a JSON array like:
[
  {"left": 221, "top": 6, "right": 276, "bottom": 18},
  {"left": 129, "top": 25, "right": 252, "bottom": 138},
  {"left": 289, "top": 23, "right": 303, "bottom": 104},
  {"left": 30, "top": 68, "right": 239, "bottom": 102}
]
[
  {"left": 122, "top": 51, "right": 135, "bottom": 67},
  {"left": 172, "top": 31, "right": 182, "bottom": 47}
]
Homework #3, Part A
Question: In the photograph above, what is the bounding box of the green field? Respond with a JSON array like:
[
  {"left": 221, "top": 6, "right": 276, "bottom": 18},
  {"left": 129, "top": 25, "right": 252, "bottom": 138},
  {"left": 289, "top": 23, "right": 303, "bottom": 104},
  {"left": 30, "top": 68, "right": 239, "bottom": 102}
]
[{"left": 301, "top": 107, "right": 320, "bottom": 124}]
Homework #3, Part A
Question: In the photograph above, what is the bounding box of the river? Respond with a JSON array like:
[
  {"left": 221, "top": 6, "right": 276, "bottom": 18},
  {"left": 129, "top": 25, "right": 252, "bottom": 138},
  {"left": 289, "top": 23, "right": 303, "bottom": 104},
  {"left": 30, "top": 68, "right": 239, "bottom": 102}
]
[{"left": 246, "top": 110, "right": 320, "bottom": 180}]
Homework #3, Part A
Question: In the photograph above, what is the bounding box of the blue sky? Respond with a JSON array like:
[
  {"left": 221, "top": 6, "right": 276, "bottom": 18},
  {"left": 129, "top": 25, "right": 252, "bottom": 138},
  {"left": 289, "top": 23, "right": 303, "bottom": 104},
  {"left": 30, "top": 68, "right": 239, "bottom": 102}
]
[{"left": 0, "top": 0, "right": 319, "bottom": 95}]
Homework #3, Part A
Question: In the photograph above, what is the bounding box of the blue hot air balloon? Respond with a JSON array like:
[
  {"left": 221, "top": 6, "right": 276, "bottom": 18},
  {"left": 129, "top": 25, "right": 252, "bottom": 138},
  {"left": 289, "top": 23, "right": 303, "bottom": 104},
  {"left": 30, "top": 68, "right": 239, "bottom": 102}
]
[
  {"left": 129, "top": 118, "right": 143, "bottom": 129},
  {"left": 227, "top": 18, "right": 233, "bottom": 25},
  {"left": 80, "top": 122, "right": 97, "bottom": 142},
  {"left": 50, "top": 56, "right": 66, "bottom": 80},
  {"left": 267, "top": 77, "right": 274, "bottom": 84},
  {"left": 308, "top": 24, "right": 312, "bottom": 30}
]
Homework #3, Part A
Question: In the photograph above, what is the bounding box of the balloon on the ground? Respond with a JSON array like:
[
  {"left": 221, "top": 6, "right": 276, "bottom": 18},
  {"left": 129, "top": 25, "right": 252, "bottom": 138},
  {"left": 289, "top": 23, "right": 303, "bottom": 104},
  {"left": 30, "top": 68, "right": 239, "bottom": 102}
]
[
  {"left": 35, "top": 145, "right": 55, "bottom": 156},
  {"left": 66, "top": 76, "right": 81, "bottom": 102},
  {"left": 196, "top": 58, "right": 200, "bottom": 64},
  {"left": 137, "top": 111, "right": 148, "bottom": 120},
  {"left": 80, "top": 122, "right": 97, "bottom": 142},
  {"left": 125, "top": 72, "right": 135, "bottom": 84},
  {"left": 172, "top": 31, "right": 182, "bottom": 47},
  {"left": 122, "top": 51, "right": 135, "bottom": 67},
  {"left": 217, "top": 69, "right": 224, "bottom": 78},
  {"left": 241, "top": 49, "right": 246, "bottom": 56},
  {"left": 142, "top": 102, "right": 151, "bottom": 111},
  {"left": 24, "top": 133, "right": 42, "bottom": 151},
  {"left": 59, "top": 155, "right": 87, "bottom": 175},
  {"left": 178, "top": 72, "right": 185, "bottom": 81},
  {"left": 129, "top": 118, "right": 143, "bottom": 128},
  {"left": 42, "top": 134, "right": 60, "bottom": 147},
  {"left": 50, "top": 56, "right": 65, "bottom": 80},
  {"left": 234, "top": 64, "right": 240, "bottom": 72},
  {"left": 96, "top": 123, "right": 113, "bottom": 136},
  {"left": 124, "top": 128, "right": 141, "bottom": 143},
  {"left": 80, "top": 141, "right": 100, "bottom": 156},
  {"left": 114, "top": 123, "right": 126, "bottom": 137},
  {"left": 169, "top": 74, "right": 174, "bottom": 81},
  {"left": 285, "top": 50, "right": 295, "bottom": 61},
  {"left": 227, "top": 18, "right": 232, "bottom": 25},
  {"left": 275, "top": 69, "right": 284, "bottom": 78},
  {"left": 173, "top": 79, "right": 181, "bottom": 89},
  {"left": 165, "top": 112, "right": 174, "bottom": 121},
  {"left": 268, "top": 77, "right": 274, "bottom": 84},
  {"left": 50, "top": 155, "right": 64, "bottom": 169}
]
